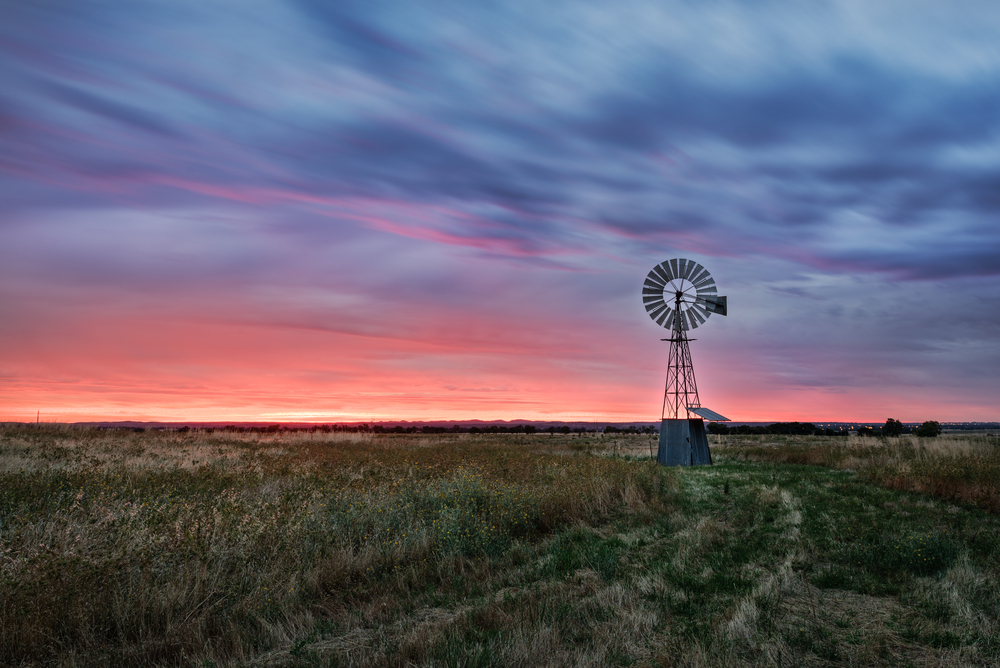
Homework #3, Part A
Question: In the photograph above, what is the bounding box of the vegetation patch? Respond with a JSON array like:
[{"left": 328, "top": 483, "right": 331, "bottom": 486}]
[
  {"left": 1, "top": 425, "right": 999, "bottom": 666},
  {"left": 721, "top": 432, "right": 1000, "bottom": 512},
  {"left": 847, "top": 531, "right": 960, "bottom": 577},
  {"left": 543, "top": 526, "right": 623, "bottom": 581}
]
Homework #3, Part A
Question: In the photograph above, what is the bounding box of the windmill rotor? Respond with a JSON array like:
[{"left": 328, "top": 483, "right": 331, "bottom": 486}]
[{"left": 642, "top": 258, "right": 727, "bottom": 332}]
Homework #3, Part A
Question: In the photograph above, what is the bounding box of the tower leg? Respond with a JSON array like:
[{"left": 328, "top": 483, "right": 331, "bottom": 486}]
[{"left": 657, "top": 418, "right": 712, "bottom": 466}]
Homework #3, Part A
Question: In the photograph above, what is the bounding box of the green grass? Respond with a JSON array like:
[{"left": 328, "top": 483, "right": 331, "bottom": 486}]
[
  {"left": 720, "top": 432, "right": 1000, "bottom": 513},
  {"left": 2, "top": 426, "right": 999, "bottom": 666}
]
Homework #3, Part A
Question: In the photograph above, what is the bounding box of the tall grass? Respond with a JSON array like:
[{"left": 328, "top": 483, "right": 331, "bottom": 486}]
[
  {"left": 0, "top": 425, "right": 670, "bottom": 667},
  {"left": 4, "top": 426, "right": 999, "bottom": 666},
  {"left": 718, "top": 433, "right": 1000, "bottom": 512}
]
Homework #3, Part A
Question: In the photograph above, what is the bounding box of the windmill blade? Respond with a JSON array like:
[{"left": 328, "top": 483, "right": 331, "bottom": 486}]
[
  {"left": 692, "top": 269, "right": 714, "bottom": 285},
  {"left": 669, "top": 258, "right": 680, "bottom": 281},
  {"left": 643, "top": 293, "right": 665, "bottom": 305},
  {"left": 678, "top": 258, "right": 691, "bottom": 280},
  {"left": 658, "top": 309, "right": 675, "bottom": 328},
  {"left": 692, "top": 274, "right": 716, "bottom": 290},
  {"left": 688, "top": 264, "right": 708, "bottom": 284},
  {"left": 646, "top": 302, "right": 669, "bottom": 319},
  {"left": 643, "top": 296, "right": 664, "bottom": 309},
  {"left": 689, "top": 306, "right": 707, "bottom": 326},
  {"left": 685, "top": 261, "right": 698, "bottom": 280},
  {"left": 642, "top": 285, "right": 665, "bottom": 297},
  {"left": 683, "top": 310, "right": 695, "bottom": 330},
  {"left": 685, "top": 259, "right": 699, "bottom": 281},
  {"left": 645, "top": 294, "right": 667, "bottom": 308},
  {"left": 644, "top": 274, "right": 665, "bottom": 289},
  {"left": 657, "top": 261, "right": 677, "bottom": 282},
  {"left": 665, "top": 311, "right": 677, "bottom": 330},
  {"left": 695, "top": 284, "right": 718, "bottom": 296},
  {"left": 689, "top": 270, "right": 710, "bottom": 288},
  {"left": 643, "top": 299, "right": 666, "bottom": 313},
  {"left": 648, "top": 306, "right": 669, "bottom": 324}
]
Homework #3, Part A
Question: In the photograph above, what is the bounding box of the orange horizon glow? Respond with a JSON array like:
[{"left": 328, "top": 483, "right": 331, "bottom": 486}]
[
  {"left": 3, "top": 290, "right": 994, "bottom": 426},
  {"left": 3, "top": 293, "right": 995, "bottom": 426}
]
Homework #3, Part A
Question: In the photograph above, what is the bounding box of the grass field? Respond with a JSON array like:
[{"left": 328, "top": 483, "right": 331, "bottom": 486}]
[{"left": 2, "top": 426, "right": 999, "bottom": 667}]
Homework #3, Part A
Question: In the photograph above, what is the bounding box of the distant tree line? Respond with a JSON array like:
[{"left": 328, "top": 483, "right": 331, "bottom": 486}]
[
  {"left": 706, "top": 418, "right": 944, "bottom": 438},
  {"left": 154, "top": 424, "right": 601, "bottom": 435},
  {"left": 940, "top": 422, "right": 1000, "bottom": 430},
  {"left": 214, "top": 424, "right": 373, "bottom": 434},
  {"left": 706, "top": 422, "right": 848, "bottom": 436},
  {"left": 93, "top": 418, "right": 952, "bottom": 438},
  {"left": 857, "top": 418, "right": 942, "bottom": 438},
  {"left": 603, "top": 425, "right": 658, "bottom": 435}
]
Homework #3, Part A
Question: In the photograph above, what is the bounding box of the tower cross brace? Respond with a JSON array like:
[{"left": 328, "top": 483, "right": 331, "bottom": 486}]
[{"left": 661, "top": 291, "right": 701, "bottom": 420}]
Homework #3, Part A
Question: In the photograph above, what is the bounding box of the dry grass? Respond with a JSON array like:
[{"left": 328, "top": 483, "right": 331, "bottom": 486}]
[
  {"left": 2, "top": 426, "right": 999, "bottom": 667},
  {"left": 0, "top": 426, "right": 671, "bottom": 667}
]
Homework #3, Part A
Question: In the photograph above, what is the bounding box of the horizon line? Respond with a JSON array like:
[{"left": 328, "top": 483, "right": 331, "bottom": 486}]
[{"left": 5, "top": 418, "right": 998, "bottom": 426}]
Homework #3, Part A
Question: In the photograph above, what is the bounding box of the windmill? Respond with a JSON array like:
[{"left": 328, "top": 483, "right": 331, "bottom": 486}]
[{"left": 642, "top": 258, "right": 729, "bottom": 466}]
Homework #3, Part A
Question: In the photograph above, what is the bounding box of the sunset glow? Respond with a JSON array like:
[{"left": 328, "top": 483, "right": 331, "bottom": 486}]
[{"left": 2, "top": 2, "right": 998, "bottom": 424}]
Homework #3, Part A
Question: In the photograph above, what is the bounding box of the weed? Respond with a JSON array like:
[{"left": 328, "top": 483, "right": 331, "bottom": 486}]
[
  {"left": 543, "top": 526, "right": 623, "bottom": 581},
  {"left": 848, "top": 532, "right": 959, "bottom": 577}
]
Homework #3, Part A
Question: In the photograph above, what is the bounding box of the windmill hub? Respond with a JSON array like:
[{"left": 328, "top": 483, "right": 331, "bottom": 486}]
[
  {"left": 663, "top": 278, "right": 696, "bottom": 309},
  {"left": 642, "top": 258, "right": 730, "bottom": 467}
]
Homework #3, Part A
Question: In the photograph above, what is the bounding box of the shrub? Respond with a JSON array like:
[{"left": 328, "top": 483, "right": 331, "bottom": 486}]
[
  {"left": 915, "top": 421, "right": 942, "bottom": 437},
  {"left": 884, "top": 418, "right": 904, "bottom": 437}
]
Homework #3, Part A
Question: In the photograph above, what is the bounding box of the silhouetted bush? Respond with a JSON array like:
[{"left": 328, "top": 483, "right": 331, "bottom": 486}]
[{"left": 915, "top": 420, "right": 942, "bottom": 437}]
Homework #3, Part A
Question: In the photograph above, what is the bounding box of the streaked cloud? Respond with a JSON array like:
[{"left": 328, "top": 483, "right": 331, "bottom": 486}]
[{"left": 1, "top": 0, "right": 998, "bottom": 422}]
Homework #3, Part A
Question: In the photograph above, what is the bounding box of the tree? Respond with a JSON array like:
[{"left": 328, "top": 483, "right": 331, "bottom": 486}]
[
  {"left": 766, "top": 422, "right": 817, "bottom": 435},
  {"left": 883, "top": 418, "right": 904, "bottom": 437},
  {"left": 915, "top": 420, "right": 942, "bottom": 437},
  {"left": 857, "top": 426, "right": 874, "bottom": 437}
]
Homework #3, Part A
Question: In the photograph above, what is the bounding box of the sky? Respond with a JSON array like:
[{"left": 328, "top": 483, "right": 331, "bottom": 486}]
[{"left": 1, "top": 0, "right": 999, "bottom": 424}]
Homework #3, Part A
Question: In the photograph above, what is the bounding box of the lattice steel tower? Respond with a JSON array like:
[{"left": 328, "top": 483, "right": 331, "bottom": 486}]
[{"left": 661, "top": 287, "right": 701, "bottom": 420}]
